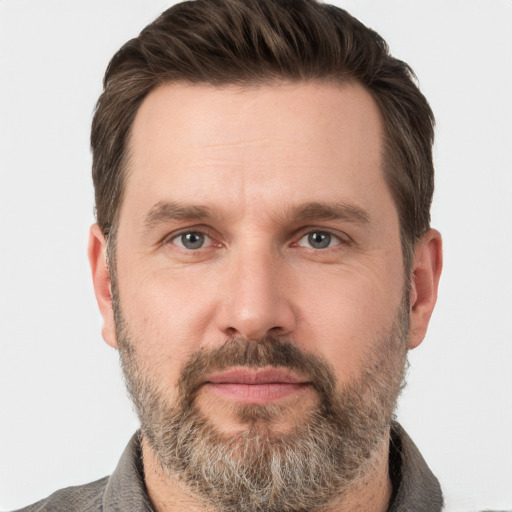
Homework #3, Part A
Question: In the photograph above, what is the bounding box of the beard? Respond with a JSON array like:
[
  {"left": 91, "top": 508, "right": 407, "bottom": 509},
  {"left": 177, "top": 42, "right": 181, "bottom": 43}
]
[{"left": 115, "top": 302, "right": 409, "bottom": 512}]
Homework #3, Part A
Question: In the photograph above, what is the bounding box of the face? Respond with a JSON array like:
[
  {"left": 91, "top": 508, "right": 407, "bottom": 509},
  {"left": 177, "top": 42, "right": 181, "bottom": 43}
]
[
  {"left": 117, "top": 80, "right": 406, "bottom": 399},
  {"left": 89, "top": 81, "right": 441, "bottom": 511}
]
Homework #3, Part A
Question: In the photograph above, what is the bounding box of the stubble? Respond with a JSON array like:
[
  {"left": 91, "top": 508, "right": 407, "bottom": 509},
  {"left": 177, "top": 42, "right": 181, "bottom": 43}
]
[{"left": 115, "top": 302, "right": 409, "bottom": 512}]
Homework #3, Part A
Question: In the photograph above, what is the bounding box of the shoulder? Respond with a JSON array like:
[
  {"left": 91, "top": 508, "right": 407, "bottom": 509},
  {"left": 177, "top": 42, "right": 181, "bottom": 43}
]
[
  {"left": 12, "top": 433, "right": 152, "bottom": 512},
  {"left": 12, "top": 476, "right": 109, "bottom": 512}
]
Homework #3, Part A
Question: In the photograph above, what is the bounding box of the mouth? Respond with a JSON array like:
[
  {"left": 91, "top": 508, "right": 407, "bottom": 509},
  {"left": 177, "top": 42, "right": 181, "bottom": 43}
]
[{"left": 202, "top": 367, "right": 311, "bottom": 405}]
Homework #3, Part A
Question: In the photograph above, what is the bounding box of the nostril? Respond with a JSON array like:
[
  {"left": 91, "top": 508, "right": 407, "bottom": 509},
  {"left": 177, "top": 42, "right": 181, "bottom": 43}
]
[
  {"left": 225, "top": 327, "right": 240, "bottom": 337},
  {"left": 216, "top": 281, "right": 297, "bottom": 340}
]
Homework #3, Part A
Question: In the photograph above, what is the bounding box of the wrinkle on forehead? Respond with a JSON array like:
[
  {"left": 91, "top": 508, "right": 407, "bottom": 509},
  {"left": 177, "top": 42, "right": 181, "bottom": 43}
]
[{"left": 121, "top": 80, "right": 390, "bottom": 239}]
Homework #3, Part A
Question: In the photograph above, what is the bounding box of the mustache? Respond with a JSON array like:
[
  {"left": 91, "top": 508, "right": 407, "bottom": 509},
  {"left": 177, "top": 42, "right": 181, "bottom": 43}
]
[{"left": 177, "top": 336, "right": 338, "bottom": 402}]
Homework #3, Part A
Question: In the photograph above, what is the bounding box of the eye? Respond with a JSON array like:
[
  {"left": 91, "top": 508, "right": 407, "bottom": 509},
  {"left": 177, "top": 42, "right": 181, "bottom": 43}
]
[
  {"left": 172, "top": 231, "right": 212, "bottom": 250},
  {"left": 296, "top": 231, "right": 342, "bottom": 249}
]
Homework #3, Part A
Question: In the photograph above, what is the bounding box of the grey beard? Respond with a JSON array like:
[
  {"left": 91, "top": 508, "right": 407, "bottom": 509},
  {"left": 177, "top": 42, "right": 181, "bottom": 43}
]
[{"left": 116, "top": 314, "right": 408, "bottom": 512}]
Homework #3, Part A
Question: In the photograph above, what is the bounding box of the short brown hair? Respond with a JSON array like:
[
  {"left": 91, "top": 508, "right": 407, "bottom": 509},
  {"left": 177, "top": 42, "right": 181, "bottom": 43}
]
[{"left": 91, "top": 0, "right": 434, "bottom": 267}]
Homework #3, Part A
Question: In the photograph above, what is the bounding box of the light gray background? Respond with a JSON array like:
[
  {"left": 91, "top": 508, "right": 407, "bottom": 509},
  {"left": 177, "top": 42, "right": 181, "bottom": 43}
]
[{"left": 1, "top": 1, "right": 511, "bottom": 510}]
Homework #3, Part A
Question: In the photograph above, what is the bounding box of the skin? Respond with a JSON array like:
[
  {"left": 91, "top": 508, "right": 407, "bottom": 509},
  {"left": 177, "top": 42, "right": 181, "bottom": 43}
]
[{"left": 89, "top": 81, "right": 442, "bottom": 511}]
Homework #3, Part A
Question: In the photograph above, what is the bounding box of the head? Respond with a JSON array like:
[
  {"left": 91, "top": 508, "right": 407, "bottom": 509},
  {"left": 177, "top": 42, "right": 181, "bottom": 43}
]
[
  {"left": 88, "top": 2, "right": 442, "bottom": 511},
  {"left": 91, "top": 0, "right": 435, "bottom": 270}
]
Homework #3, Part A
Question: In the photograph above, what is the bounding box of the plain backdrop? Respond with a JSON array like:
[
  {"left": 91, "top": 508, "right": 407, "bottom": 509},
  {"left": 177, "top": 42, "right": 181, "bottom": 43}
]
[{"left": 1, "top": 1, "right": 511, "bottom": 511}]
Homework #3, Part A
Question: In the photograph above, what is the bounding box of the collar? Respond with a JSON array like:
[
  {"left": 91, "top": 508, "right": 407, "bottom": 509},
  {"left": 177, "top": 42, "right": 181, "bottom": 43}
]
[
  {"left": 102, "top": 432, "right": 154, "bottom": 511},
  {"left": 388, "top": 421, "right": 444, "bottom": 511},
  {"left": 103, "top": 423, "right": 443, "bottom": 511}
]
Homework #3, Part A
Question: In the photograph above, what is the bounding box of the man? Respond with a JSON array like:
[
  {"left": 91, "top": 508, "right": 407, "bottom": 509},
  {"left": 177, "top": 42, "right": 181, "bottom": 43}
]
[{"left": 16, "top": 0, "right": 444, "bottom": 510}]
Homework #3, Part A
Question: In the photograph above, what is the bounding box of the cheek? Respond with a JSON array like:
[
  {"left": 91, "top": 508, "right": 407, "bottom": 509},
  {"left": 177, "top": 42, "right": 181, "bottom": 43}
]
[
  {"left": 119, "top": 250, "right": 213, "bottom": 325},
  {"left": 296, "top": 266, "right": 403, "bottom": 382},
  {"left": 116, "top": 266, "right": 219, "bottom": 394}
]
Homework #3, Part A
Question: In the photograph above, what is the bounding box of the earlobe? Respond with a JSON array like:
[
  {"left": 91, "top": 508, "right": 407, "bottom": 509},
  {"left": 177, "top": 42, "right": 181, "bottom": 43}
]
[
  {"left": 88, "top": 224, "right": 118, "bottom": 349},
  {"left": 408, "top": 229, "right": 443, "bottom": 349}
]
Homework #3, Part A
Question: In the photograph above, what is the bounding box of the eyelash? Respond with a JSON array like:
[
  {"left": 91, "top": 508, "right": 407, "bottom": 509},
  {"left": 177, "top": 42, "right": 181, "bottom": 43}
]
[
  {"left": 165, "top": 227, "right": 219, "bottom": 251},
  {"left": 171, "top": 231, "right": 213, "bottom": 250},
  {"left": 165, "top": 227, "right": 350, "bottom": 252},
  {"left": 294, "top": 230, "right": 347, "bottom": 250}
]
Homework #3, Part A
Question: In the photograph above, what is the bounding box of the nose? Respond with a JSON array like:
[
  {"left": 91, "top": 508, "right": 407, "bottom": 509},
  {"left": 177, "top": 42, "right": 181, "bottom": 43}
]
[{"left": 216, "top": 247, "right": 297, "bottom": 340}]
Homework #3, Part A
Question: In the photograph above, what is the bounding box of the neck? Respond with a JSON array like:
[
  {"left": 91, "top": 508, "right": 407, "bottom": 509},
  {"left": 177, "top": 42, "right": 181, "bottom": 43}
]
[{"left": 141, "top": 434, "right": 393, "bottom": 512}]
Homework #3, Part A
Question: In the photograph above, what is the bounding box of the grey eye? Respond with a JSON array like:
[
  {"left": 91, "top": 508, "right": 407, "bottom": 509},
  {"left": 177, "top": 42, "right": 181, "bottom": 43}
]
[
  {"left": 173, "top": 232, "right": 210, "bottom": 250},
  {"left": 308, "top": 232, "right": 331, "bottom": 249},
  {"left": 297, "top": 231, "right": 340, "bottom": 249}
]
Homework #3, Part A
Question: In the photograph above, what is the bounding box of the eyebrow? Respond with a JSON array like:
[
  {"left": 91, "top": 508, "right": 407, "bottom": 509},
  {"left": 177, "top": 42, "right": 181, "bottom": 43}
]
[
  {"left": 291, "top": 201, "right": 370, "bottom": 224},
  {"left": 143, "top": 200, "right": 370, "bottom": 230},
  {"left": 144, "top": 201, "right": 220, "bottom": 229}
]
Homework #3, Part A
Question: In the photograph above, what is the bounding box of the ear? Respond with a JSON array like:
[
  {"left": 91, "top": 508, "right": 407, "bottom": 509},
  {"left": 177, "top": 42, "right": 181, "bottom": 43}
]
[
  {"left": 408, "top": 229, "right": 443, "bottom": 349},
  {"left": 88, "top": 224, "right": 118, "bottom": 349}
]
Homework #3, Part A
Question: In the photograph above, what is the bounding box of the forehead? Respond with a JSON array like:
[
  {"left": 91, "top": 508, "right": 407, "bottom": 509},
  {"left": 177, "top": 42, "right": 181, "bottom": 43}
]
[{"left": 121, "top": 81, "right": 390, "bottom": 225}]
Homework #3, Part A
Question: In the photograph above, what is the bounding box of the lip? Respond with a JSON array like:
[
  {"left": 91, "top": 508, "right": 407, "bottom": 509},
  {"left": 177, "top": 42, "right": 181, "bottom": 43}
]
[
  {"left": 202, "top": 368, "right": 310, "bottom": 404},
  {"left": 206, "top": 368, "right": 308, "bottom": 385}
]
